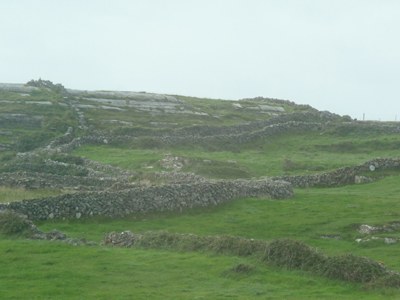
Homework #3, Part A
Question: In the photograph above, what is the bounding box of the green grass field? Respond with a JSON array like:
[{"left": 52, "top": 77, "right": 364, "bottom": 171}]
[
  {"left": 71, "top": 129, "right": 400, "bottom": 178},
  {"left": 2, "top": 87, "right": 400, "bottom": 298},
  {"left": 3, "top": 179, "right": 400, "bottom": 298}
]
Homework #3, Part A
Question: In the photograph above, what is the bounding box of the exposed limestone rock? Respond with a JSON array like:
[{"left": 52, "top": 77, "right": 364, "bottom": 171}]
[
  {"left": 0, "top": 113, "right": 44, "bottom": 128},
  {"left": 65, "top": 89, "right": 181, "bottom": 103},
  {"left": 160, "top": 154, "right": 193, "bottom": 170},
  {"left": 150, "top": 122, "right": 178, "bottom": 127},
  {"left": 258, "top": 105, "right": 285, "bottom": 112},
  {"left": 82, "top": 98, "right": 127, "bottom": 107},
  {"left": 25, "top": 101, "right": 52, "bottom": 105},
  {"left": 75, "top": 104, "right": 126, "bottom": 111},
  {"left": 100, "top": 230, "right": 143, "bottom": 248},
  {"left": 359, "top": 224, "right": 394, "bottom": 235},
  {"left": 0, "top": 83, "right": 39, "bottom": 93},
  {"left": 101, "top": 120, "right": 133, "bottom": 126},
  {"left": 355, "top": 175, "right": 374, "bottom": 184}
]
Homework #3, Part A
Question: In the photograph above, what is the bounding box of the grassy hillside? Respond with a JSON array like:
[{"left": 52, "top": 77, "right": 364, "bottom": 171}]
[{"left": 1, "top": 82, "right": 400, "bottom": 299}]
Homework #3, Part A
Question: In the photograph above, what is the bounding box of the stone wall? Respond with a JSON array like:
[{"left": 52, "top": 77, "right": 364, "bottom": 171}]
[
  {"left": 38, "top": 109, "right": 400, "bottom": 156},
  {"left": 270, "top": 157, "right": 400, "bottom": 188},
  {"left": 44, "top": 120, "right": 326, "bottom": 154},
  {"left": 0, "top": 171, "right": 122, "bottom": 191},
  {"left": 0, "top": 180, "right": 294, "bottom": 221},
  {"left": 240, "top": 96, "right": 318, "bottom": 111}
]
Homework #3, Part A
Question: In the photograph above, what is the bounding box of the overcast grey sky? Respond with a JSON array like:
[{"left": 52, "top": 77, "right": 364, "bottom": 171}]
[{"left": 1, "top": 0, "right": 399, "bottom": 121}]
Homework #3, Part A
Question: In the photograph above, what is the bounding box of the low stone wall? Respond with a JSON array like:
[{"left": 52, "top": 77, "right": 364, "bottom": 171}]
[
  {"left": 0, "top": 180, "right": 294, "bottom": 221},
  {"left": 240, "top": 96, "right": 318, "bottom": 111},
  {"left": 41, "top": 116, "right": 400, "bottom": 156},
  {"left": 271, "top": 157, "right": 400, "bottom": 188},
  {"left": 0, "top": 171, "right": 122, "bottom": 191},
  {"left": 47, "top": 120, "right": 326, "bottom": 154}
]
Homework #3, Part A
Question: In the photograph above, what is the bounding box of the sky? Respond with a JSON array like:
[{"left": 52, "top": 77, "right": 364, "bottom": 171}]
[{"left": 1, "top": 0, "right": 399, "bottom": 121}]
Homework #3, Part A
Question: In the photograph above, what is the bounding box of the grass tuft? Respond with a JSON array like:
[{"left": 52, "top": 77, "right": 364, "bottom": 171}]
[{"left": 0, "top": 210, "right": 32, "bottom": 237}]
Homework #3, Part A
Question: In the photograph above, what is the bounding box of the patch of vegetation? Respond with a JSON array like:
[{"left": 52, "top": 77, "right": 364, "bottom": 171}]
[
  {"left": 13, "top": 131, "right": 56, "bottom": 152},
  {"left": 0, "top": 187, "right": 68, "bottom": 204},
  {"left": 49, "top": 154, "right": 85, "bottom": 166},
  {"left": 0, "top": 163, "right": 89, "bottom": 177},
  {"left": 128, "top": 136, "right": 164, "bottom": 150},
  {"left": 2, "top": 237, "right": 386, "bottom": 300},
  {"left": 124, "top": 231, "right": 399, "bottom": 287},
  {"left": 183, "top": 163, "right": 251, "bottom": 179},
  {"left": 325, "top": 124, "right": 388, "bottom": 138},
  {"left": 222, "top": 263, "right": 256, "bottom": 277},
  {"left": 0, "top": 210, "right": 32, "bottom": 237}
]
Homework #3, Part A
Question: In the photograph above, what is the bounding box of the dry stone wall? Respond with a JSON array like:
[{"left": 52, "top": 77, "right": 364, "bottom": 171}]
[
  {"left": 45, "top": 120, "right": 327, "bottom": 154},
  {"left": 270, "top": 157, "right": 400, "bottom": 188},
  {"left": 40, "top": 113, "right": 400, "bottom": 156},
  {"left": 0, "top": 180, "right": 294, "bottom": 221},
  {"left": 0, "top": 171, "right": 122, "bottom": 191},
  {"left": 240, "top": 96, "right": 318, "bottom": 111}
]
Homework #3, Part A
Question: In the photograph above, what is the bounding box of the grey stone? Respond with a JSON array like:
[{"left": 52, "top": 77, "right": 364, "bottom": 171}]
[
  {"left": 258, "top": 105, "right": 285, "bottom": 112},
  {"left": 0, "top": 83, "right": 39, "bottom": 93},
  {"left": 26, "top": 101, "right": 52, "bottom": 105}
]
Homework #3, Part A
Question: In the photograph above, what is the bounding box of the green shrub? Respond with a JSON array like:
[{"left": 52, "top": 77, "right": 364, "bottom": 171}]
[
  {"left": 109, "top": 230, "right": 400, "bottom": 287},
  {"left": 260, "top": 238, "right": 325, "bottom": 270},
  {"left": 282, "top": 159, "right": 308, "bottom": 172},
  {"left": 318, "top": 254, "right": 386, "bottom": 283},
  {"left": 14, "top": 131, "right": 56, "bottom": 152},
  {"left": 0, "top": 210, "right": 32, "bottom": 237},
  {"left": 363, "top": 273, "right": 400, "bottom": 290},
  {"left": 129, "top": 137, "right": 164, "bottom": 150}
]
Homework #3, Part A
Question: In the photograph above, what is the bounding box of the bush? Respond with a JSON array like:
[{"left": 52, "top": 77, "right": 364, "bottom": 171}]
[
  {"left": 282, "top": 159, "right": 308, "bottom": 172},
  {"left": 261, "top": 238, "right": 325, "bottom": 270},
  {"left": 0, "top": 210, "right": 32, "bottom": 237},
  {"left": 108, "top": 230, "right": 400, "bottom": 288},
  {"left": 363, "top": 273, "right": 400, "bottom": 290},
  {"left": 14, "top": 132, "right": 56, "bottom": 152},
  {"left": 130, "top": 137, "right": 164, "bottom": 150},
  {"left": 318, "top": 254, "right": 386, "bottom": 283}
]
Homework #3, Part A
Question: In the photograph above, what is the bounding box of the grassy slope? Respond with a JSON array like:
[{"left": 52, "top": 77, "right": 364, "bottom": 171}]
[
  {"left": 3, "top": 88, "right": 400, "bottom": 298},
  {"left": 0, "top": 187, "right": 70, "bottom": 204},
  {"left": 71, "top": 129, "right": 400, "bottom": 178},
  {"left": 4, "top": 178, "right": 400, "bottom": 298},
  {"left": 35, "top": 176, "right": 400, "bottom": 266},
  {"left": 2, "top": 238, "right": 383, "bottom": 300}
]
